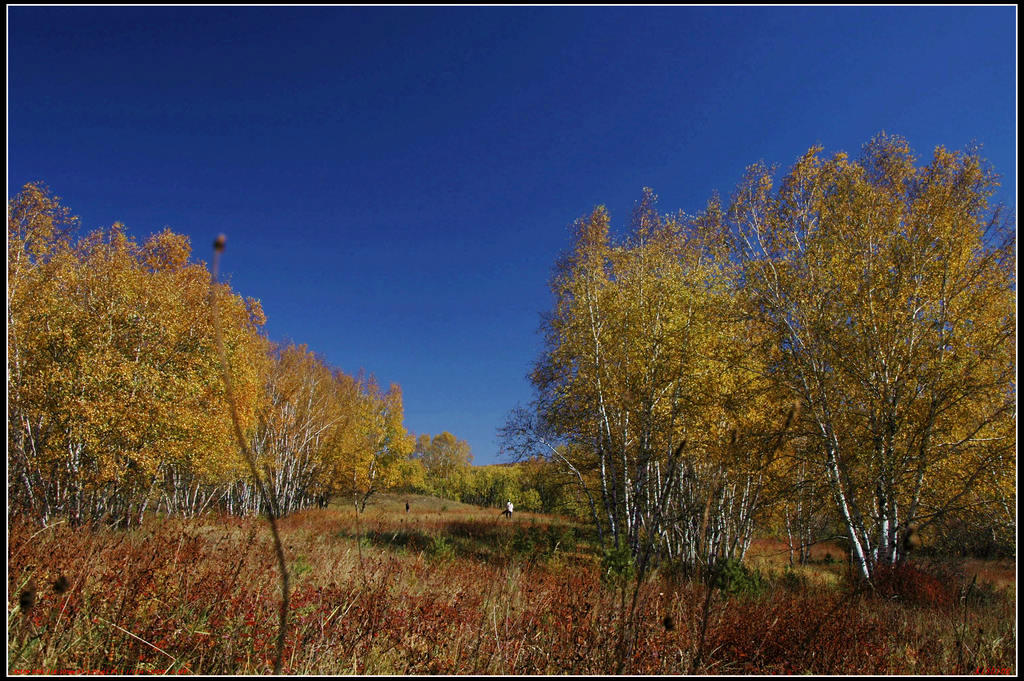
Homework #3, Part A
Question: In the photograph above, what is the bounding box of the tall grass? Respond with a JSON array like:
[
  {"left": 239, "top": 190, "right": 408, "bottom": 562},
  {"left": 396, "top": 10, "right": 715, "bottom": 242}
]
[{"left": 7, "top": 504, "right": 1016, "bottom": 674}]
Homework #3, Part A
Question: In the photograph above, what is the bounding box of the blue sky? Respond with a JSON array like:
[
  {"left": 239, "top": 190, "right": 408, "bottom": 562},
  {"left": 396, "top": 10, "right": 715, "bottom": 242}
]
[{"left": 8, "top": 7, "right": 1016, "bottom": 465}]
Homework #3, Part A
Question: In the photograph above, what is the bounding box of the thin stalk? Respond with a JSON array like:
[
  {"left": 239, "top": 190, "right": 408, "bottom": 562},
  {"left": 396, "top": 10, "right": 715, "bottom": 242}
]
[{"left": 209, "top": 234, "right": 289, "bottom": 675}]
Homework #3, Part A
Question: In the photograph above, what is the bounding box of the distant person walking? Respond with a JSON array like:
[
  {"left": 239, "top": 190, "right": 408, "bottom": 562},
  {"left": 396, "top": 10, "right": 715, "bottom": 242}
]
[
  {"left": 405, "top": 500, "right": 410, "bottom": 513},
  {"left": 501, "top": 500, "right": 514, "bottom": 519}
]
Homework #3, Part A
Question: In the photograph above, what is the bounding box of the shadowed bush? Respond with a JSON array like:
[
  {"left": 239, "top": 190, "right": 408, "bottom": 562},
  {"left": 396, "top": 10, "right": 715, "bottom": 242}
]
[
  {"left": 868, "top": 561, "right": 957, "bottom": 609},
  {"left": 711, "top": 558, "right": 770, "bottom": 599}
]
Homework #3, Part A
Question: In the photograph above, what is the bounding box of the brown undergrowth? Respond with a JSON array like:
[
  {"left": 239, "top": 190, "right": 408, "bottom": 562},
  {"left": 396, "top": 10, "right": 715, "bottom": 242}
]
[{"left": 7, "top": 506, "right": 1017, "bottom": 675}]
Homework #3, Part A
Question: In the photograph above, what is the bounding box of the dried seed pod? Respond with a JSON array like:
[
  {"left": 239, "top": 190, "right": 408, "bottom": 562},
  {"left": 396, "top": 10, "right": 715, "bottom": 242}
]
[
  {"left": 19, "top": 583, "right": 37, "bottom": 613},
  {"left": 903, "top": 522, "right": 922, "bottom": 552}
]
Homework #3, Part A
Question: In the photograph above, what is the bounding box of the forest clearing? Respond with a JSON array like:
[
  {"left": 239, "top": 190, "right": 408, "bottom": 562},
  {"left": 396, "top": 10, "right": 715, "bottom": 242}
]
[
  {"left": 8, "top": 133, "right": 1017, "bottom": 676},
  {"left": 8, "top": 8, "right": 1016, "bottom": 675},
  {"left": 7, "top": 495, "right": 1016, "bottom": 675}
]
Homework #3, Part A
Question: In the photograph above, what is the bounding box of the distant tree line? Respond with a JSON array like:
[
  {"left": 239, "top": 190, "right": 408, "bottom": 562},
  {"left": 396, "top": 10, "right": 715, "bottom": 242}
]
[
  {"left": 389, "top": 432, "right": 584, "bottom": 515},
  {"left": 501, "top": 134, "right": 1016, "bottom": 580}
]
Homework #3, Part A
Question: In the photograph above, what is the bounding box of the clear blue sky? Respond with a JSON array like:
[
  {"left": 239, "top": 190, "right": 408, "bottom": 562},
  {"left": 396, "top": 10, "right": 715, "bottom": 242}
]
[{"left": 8, "top": 7, "right": 1016, "bottom": 465}]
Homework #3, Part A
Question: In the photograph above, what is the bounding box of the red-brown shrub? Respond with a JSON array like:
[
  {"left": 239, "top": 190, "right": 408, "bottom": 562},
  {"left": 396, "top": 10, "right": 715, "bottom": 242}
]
[
  {"left": 6, "top": 512, "right": 1015, "bottom": 675},
  {"left": 870, "top": 561, "right": 956, "bottom": 609}
]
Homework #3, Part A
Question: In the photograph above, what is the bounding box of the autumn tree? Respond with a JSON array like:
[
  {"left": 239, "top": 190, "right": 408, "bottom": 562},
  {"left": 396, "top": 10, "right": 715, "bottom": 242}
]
[
  {"left": 231, "top": 344, "right": 342, "bottom": 516},
  {"left": 235, "top": 347, "right": 414, "bottom": 515},
  {"left": 339, "top": 376, "right": 415, "bottom": 511},
  {"left": 414, "top": 431, "right": 474, "bottom": 500},
  {"left": 382, "top": 454, "right": 429, "bottom": 495},
  {"left": 726, "top": 134, "right": 1016, "bottom": 579},
  {"left": 511, "top": 189, "right": 787, "bottom": 575},
  {"left": 8, "top": 183, "right": 79, "bottom": 523},
  {"left": 8, "top": 183, "right": 418, "bottom": 526},
  {"left": 8, "top": 184, "right": 267, "bottom": 526}
]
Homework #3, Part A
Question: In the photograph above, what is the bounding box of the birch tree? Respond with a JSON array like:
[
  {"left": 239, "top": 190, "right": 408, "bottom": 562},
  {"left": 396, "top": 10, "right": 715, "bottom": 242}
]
[
  {"left": 8, "top": 184, "right": 267, "bottom": 526},
  {"left": 727, "top": 134, "right": 1016, "bottom": 579},
  {"left": 519, "top": 189, "right": 783, "bottom": 574}
]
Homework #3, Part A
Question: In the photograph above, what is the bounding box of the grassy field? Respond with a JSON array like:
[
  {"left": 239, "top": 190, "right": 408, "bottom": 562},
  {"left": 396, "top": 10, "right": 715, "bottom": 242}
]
[{"left": 7, "top": 494, "right": 1016, "bottom": 675}]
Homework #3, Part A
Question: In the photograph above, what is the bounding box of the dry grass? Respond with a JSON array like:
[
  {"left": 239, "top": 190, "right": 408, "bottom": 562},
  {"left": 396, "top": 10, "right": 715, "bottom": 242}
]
[
  {"left": 961, "top": 558, "right": 1016, "bottom": 592},
  {"left": 7, "top": 502, "right": 1017, "bottom": 675},
  {"left": 744, "top": 538, "right": 850, "bottom": 588}
]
